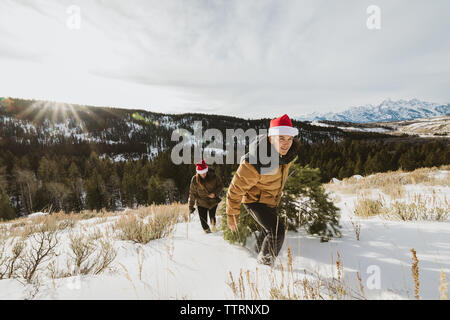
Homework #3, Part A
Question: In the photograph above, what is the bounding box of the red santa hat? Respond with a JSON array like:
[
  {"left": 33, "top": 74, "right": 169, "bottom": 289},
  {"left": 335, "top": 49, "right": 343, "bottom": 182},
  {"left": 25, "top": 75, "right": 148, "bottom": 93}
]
[
  {"left": 195, "top": 159, "right": 208, "bottom": 174},
  {"left": 268, "top": 114, "right": 299, "bottom": 137}
]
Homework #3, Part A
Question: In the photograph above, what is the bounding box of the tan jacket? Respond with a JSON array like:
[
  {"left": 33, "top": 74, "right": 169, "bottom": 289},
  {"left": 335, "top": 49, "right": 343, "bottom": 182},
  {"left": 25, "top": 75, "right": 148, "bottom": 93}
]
[
  {"left": 189, "top": 168, "right": 224, "bottom": 210},
  {"left": 226, "top": 134, "right": 300, "bottom": 216}
]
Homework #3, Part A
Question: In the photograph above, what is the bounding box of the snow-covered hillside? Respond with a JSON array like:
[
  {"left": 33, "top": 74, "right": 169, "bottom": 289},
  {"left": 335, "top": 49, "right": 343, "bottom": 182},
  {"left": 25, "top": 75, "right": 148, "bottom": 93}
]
[
  {"left": 0, "top": 167, "right": 449, "bottom": 300},
  {"left": 310, "top": 115, "right": 450, "bottom": 138},
  {"left": 379, "top": 115, "right": 450, "bottom": 137},
  {"left": 297, "top": 99, "right": 450, "bottom": 123}
]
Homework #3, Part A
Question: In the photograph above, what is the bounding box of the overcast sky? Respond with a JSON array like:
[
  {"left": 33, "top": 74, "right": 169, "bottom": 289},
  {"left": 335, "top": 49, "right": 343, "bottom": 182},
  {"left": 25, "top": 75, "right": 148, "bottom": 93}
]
[{"left": 0, "top": 0, "right": 449, "bottom": 119}]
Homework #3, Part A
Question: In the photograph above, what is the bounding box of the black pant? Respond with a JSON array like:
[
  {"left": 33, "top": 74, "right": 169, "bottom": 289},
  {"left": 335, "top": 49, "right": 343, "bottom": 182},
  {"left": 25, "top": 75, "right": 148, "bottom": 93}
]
[
  {"left": 197, "top": 205, "right": 217, "bottom": 230},
  {"left": 243, "top": 202, "right": 286, "bottom": 259}
]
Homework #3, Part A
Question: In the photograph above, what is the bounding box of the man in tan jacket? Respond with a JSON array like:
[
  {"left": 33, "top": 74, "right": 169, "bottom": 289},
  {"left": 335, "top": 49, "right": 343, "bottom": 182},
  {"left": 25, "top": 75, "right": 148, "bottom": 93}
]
[{"left": 226, "top": 114, "right": 300, "bottom": 266}]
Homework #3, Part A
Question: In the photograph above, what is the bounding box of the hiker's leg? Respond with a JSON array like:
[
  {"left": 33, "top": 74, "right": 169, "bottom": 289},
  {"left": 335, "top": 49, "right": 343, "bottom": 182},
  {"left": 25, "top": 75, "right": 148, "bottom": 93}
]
[
  {"left": 197, "top": 206, "right": 210, "bottom": 230},
  {"left": 208, "top": 205, "right": 218, "bottom": 226},
  {"left": 209, "top": 205, "right": 218, "bottom": 231},
  {"left": 244, "top": 202, "right": 285, "bottom": 261},
  {"left": 255, "top": 228, "right": 267, "bottom": 253}
]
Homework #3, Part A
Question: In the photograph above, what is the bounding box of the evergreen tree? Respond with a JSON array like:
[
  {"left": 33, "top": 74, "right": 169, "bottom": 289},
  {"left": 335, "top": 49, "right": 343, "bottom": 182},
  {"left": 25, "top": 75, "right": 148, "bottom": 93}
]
[
  {"left": 106, "top": 170, "right": 121, "bottom": 210},
  {"left": 37, "top": 156, "right": 58, "bottom": 182},
  {"left": 85, "top": 168, "right": 107, "bottom": 211},
  {"left": 0, "top": 188, "right": 16, "bottom": 221},
  {"left": 399, "top": 149, "right": 418, "bottom": 171},
  {"left": 66, "top": 161, "right": 84, "bottom": 212},
  {"left": 219, "top": 188, "right": 260, "bottom": 246},
  {"left": 121, "top": 162, "right": 137, "bottom": 208},
  {"left": 147, "top": 175, "right": 165, "bottom": 205},
  {"left": 364, "top": 154, "right": 377, "bottom": 174},
  {"left": 33, "top": 184, "right": 52, "bottom": 213},
  {"left": 220, "top": 163, "right": 342, "bottom": 245},
  {"left": 135, "top": 163, "right": 150, "bottom": 205},
  {"left": 279, "top": 163, "right": 342, "bottom": 242}
]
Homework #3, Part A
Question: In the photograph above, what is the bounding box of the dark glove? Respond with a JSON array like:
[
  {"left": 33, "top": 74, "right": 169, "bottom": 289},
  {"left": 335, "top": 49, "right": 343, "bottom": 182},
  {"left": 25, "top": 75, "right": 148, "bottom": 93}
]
[{"left": 189, "top": 207, "right": 195, "bottom": 214}]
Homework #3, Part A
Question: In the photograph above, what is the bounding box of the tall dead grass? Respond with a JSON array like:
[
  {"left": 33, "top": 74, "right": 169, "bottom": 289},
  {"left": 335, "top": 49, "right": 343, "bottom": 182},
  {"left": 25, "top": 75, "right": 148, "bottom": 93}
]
[
  {"left": 113, "top": 203, "right": 185, "bottom": 244},
  {"left": 325, "top": 165, "right": 449, "bottom": 196},
  {"left": 352, "top": 191, "right": 449, "bottom": 221},
  {"left": 227, "top": 248, "right": 365, "bottom": 300}
]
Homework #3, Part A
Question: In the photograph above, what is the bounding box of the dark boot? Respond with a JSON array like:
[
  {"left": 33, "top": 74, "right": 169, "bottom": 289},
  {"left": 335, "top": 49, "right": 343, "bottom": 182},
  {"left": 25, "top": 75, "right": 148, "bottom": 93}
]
[
  {"left": 244, "top": 202, "right": 286, "bottom": 262},
  {"left": 257, "top": 252, "right": 275, "bottom": 266}
]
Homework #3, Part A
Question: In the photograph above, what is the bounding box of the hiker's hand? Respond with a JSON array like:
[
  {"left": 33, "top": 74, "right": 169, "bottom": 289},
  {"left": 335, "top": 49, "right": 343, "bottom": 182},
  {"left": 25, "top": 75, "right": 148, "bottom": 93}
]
[
  {"left": 208, "top": 193, "right": 215, "bottom": 198},
  {"left": 227, "top": 214, "right": 239, "bottom": 231}
]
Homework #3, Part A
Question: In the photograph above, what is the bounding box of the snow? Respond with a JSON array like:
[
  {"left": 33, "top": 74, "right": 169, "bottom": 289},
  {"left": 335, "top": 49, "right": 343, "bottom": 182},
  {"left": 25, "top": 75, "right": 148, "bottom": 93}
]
[
  {"left": 3, "top": 117, "right": 123, "bottom": 145},
  {"left": 126, "top": 121, "right": 144, "bottom": 139},
  {"left": 296, "top": 99, "right": 449, "bottom": 123},
  {"left": 337, "top": 126, "right": 390, "bottom": 133},
  {"left": 310, "top": 120, "right": 332, "bottom": 127},
  {"left": 27, "top": 211, "right": 49, "bottom": 218},
  {"left": 0, "top": 172, "right": 449, "bottom": 300},
  {"left": 331, "top": 178, "right": 340, "bottom": 184}
]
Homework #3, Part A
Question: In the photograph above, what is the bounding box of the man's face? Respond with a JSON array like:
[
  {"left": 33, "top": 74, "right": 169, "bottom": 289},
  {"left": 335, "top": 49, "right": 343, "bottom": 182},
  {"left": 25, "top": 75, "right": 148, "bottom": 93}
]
[{"left": 269, "top": 135, "right": 293, "bottom": 156}]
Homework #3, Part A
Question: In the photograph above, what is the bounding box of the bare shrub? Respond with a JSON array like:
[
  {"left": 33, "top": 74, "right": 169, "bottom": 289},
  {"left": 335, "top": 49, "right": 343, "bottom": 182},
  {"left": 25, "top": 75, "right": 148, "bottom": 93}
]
[
  {"left": 114, "top": 215, "right": 153, "bottom": 244},
  {"left": 382, "top": 195, "right": 449, "bottom": 221},
  {"left": 93, "top": 238, "right": 117, "bottom": 275},
  {"left": 3, "top": 240, "right": 26, "bottom": 279},
  {"left": 66, "top": 232, "right": 117, "bottom": 276},
  {"left": 19, "top": 229, "right": 59, "bottom": 283},
  {"left": 68, "top": 233, "right": 96, "bottom": 274},
  {"left": 353, "top": 197, "right": 384, "bottom": 218},
  {"left": 114, "top": 205, "right": 180, "bottom": 244}
]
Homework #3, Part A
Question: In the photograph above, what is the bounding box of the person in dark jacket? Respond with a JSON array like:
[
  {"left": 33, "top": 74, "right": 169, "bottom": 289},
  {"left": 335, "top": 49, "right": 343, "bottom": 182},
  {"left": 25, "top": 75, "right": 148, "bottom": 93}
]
[
  {"left": 189, "top": 159, "right": 224, "bottom": 233},
  {"left": 226, "top": 114, "right": 300, "bottom": 266}
]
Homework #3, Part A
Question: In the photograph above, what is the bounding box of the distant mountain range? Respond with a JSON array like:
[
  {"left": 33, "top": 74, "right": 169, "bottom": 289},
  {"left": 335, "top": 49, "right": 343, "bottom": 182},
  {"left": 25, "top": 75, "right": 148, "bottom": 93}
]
[
  {"left": 0, "top": 97, "right": 400, "bottom": 162},
  {"left": 296, "top": 99, "right": 450, "bottom": 123}
]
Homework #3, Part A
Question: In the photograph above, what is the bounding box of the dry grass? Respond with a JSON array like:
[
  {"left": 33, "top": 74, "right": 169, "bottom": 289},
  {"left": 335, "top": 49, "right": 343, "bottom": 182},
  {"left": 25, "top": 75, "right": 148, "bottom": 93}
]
[
  {"left": 383, "top": 200, "right": 448, "bottom": 221},
  {"left": 48, "top": 233, "right": 117, "bottom": 279},
  {"left": 0, "top": 238, "right": 26, "bottom": 279},
  {"left": 1, "top": 228, "right": 60, "bottom": 283},
  {"left": 227, "top": 247, "right": 440, "bottom": 300},
  {"left": 352, "top": 187, "right": 449, "bottom": 222},
  {"left": 0, "top": 207, "right": 149, "bottom": 240},
  {"left": 349, "top": 217, "right": 361, "bottom": 240},
  {"left": 439, "top": 270, "right": 448, "bottom": 300},
  {"left": 325, "top": 165, "right": 449, "bottom": 195},
  {"left": 135, "top": 202, "right": 188, "bottom": 220},
  {"left": 113, "top": 204, "right": 183, "bottom": 244},
  {"left": 379, "top": 191, "right": 449, "bottom": 221},
  {"left": 0, "top": 208, "right": 124, "bottom": 228},
  {"left": 353, "top": 197, "right": 384, "bottom": 218},
  {"left": 411, "top": 248, "right": 420, "bottom": 300},
  {"left": 0, "top": 203, "right": 187, "bottom": 297},
  {"left": 380, "top": 184, "right": 405, "bottom": 199},
  {"left": 227, "top": 248, "right": 365, "bottom": 300}
]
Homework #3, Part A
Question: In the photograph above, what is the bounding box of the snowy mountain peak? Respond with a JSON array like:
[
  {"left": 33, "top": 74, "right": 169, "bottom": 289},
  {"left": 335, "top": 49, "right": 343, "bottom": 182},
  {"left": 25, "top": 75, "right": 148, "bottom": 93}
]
[{"left": 296, "top": 99, "right": 449, "bottom": 123}]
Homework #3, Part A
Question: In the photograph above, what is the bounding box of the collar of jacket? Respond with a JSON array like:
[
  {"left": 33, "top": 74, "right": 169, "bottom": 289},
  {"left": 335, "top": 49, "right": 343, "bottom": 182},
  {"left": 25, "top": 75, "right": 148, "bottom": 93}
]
[{"left": 243, "top": 133, "right": 300, "bottom": 174}]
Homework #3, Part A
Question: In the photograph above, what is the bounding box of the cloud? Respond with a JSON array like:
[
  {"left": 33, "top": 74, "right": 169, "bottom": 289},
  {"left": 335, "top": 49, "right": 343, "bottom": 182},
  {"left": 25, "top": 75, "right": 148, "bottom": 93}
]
[{"left": 0, "top": 0, "right": 449, "bottom": 118}]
